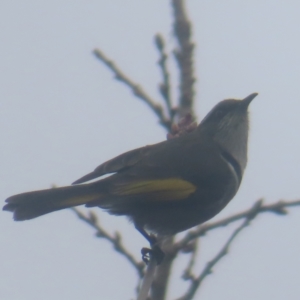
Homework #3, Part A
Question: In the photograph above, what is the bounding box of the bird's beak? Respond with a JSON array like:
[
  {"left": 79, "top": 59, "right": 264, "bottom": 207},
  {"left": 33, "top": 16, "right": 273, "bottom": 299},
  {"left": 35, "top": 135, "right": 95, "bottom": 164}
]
[{"left": 241, "top": 93, "right": 258, "bottom": 108}]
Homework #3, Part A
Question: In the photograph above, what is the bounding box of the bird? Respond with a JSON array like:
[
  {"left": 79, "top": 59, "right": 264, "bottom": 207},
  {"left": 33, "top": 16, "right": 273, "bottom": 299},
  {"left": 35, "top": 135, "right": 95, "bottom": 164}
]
[{"left": 3, "top": 93, "right": 257, "bottom": 262}]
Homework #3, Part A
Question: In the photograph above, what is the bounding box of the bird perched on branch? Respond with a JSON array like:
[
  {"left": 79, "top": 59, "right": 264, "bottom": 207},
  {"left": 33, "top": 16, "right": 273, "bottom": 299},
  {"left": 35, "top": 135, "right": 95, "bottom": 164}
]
[{"left": 3, "top": 93, "right": 257, "bottom": 263}]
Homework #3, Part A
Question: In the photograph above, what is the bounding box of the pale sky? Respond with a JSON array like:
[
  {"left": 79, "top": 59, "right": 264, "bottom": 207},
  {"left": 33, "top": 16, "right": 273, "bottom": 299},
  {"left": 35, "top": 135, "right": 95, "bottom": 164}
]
[{"left": 1, "top": 1, "right": 300, "bottom": 299}]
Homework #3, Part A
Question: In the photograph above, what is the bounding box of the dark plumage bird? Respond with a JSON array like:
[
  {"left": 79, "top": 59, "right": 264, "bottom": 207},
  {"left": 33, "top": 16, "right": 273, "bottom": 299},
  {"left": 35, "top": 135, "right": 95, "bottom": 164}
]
[{"left": 3, "top": 93, "right": 257, "bottom": 255}]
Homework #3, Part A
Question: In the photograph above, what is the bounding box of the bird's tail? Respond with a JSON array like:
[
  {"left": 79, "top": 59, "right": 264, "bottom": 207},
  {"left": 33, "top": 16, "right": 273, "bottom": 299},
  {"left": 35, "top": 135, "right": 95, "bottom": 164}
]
[{"left": 3, "top": 183, "right": 104, "bottom": 221}]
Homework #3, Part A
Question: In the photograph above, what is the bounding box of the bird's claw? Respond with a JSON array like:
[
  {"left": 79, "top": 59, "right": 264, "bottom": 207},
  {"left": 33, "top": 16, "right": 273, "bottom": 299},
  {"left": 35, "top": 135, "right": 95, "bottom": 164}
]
[{"left": 141, "top": 244, "right": 165, "bottom": 265}]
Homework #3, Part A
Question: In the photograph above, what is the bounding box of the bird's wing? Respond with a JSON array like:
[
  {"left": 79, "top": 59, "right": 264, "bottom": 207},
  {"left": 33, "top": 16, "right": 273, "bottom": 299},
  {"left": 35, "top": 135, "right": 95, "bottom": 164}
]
[
  {"left": 111, "top": 178, "right": 197, "bottom": 201},
  {"left": 72, "top": 144, "right": 154, "bottom": 184}
]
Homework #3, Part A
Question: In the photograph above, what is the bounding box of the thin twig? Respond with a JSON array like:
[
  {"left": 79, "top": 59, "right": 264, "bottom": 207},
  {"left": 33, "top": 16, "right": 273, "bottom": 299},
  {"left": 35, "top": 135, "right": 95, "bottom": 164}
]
[
  {"left": 154, "top": 34, "right": 175, "bottom": 122},
  {"left": 172, "top": 0, "right": 196, "bottom": 119},
  {"left": 93, "top": 48, "right": 172, "bottom": 131},
  {"left": 175, "top": 198, "right": 300, "bottom": 251},
  {"left": 71, "top": 208, "right": 144, "bottom": 278},
  {"left": 176, "top": 214, "right": 254, "bottom": 300},
  {"left": 181, "top": 239, "right": 198, "bottom": 281}
]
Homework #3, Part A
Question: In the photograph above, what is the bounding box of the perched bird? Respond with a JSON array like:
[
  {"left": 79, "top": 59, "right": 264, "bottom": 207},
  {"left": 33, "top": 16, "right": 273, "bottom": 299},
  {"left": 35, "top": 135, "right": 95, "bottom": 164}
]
[{"left": 3, "top": 93, "right": 257, "bottom": 261}]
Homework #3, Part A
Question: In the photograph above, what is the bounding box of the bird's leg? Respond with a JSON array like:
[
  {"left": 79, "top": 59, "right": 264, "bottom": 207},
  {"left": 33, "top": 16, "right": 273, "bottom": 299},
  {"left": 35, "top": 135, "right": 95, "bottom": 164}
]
[{"left": 136, "top": 226, "right": 165, "bottom": 265}]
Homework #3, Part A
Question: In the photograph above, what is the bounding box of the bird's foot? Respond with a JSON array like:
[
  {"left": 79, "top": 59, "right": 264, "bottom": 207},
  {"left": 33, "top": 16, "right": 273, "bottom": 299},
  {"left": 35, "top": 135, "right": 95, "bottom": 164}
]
[{"left": 141, "top": 244, "right": 165, "bottom": 265}]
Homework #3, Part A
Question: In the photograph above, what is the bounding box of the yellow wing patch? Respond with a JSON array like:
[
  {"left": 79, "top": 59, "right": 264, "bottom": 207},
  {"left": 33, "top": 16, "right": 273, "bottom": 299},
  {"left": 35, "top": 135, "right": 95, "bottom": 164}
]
[{"left": 114, "top": 178, "right": 196, "bottom": 201}]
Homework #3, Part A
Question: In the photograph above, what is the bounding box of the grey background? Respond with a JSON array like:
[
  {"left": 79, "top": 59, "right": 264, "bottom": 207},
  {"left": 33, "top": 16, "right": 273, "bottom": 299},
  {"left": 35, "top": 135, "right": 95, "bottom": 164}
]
[{"left": 1, "top": 1, "right": 300, "bottom": 299}]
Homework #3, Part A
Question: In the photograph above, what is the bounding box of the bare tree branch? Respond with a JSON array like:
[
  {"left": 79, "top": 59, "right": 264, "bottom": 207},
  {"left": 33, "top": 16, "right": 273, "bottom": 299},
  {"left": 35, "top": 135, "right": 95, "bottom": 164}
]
[
  {"left": 137, "top": 256, "right": 157, "bottom": 300},
  {"left": 176, "top": 214, "right": 254, "bottom": 300},
  {"left": 172, "top": 0, "right": 196, "bottom": 119},
  {"left": 181, "top": 239, "right": 199, "bottom": 281},
  {"left": 175, "top": 198, "right": 300, "bottom": 252},
  {"left": 71, "top": 208, "right": 144, "bottom": 278},
  {"left": 93, "top": 48, "right": 172, "bottom": 131},
  {"left": 154, "top": 34, "right": 175, "bottom": 122},
  {"left": 149, "top": 237, "right": 177, "bottom": 300}
]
